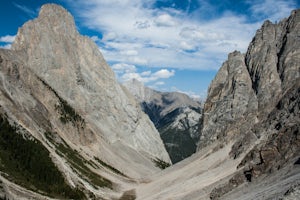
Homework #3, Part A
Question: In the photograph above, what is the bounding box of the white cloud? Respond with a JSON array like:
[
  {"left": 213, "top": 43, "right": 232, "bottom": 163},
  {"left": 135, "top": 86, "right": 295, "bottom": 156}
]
[
  {"left": 120, "top": 50, "right": 139, "bottom": 56},
  {"left": 155, "top": 14, "right": 178, "bottom": 27},
  {"left": 0, "top": 44, "right": 12, "bottom": 49},
  {"left": 111, "top": 62, "right": 175, "bottom": 83},
  {"left": 154, "top": 81, "right": 165, "bottom": 86},
  {"left": 102, "top": 32, "right": 118, "bottom": 41},
  {"left": 171, "top": 86, "right": 202, "bottom": 101},
  {"left": 140, "top": 71, "right": 151, "bottom": 76},
  {"left": 111, "top": 63, "right": 136, "bottom": 74},
  {"left": 0, "top": 35, "right": 16, "bottom": 43},
  {"left": 13, "top": 3, "right": 37, "bottom": 18},
  {"left": 90, "top": 35, "right": 101, "bottom": 42},
  {"left": 66, "top": 0, "right": 297, "bottom": 96},
  {"left": 249, "top": 0, "right": 297, "bottom": 22},
  {"left": 67, "top": 0, "right": 294, "bottom": 71},
  {"left": 152, "top": 69, "right": 175, "bottom": 79},
  {"left": 0, "top": 35, "right": 16, "bottom": 49}
]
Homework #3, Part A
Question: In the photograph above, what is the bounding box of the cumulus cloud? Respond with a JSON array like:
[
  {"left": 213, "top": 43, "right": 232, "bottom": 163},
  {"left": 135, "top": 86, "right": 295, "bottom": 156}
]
[
  {"left": 112, "top": 62, "right": 175, "bottom": 83},
  {"left": 111, "top": 63, "right": 136, "bottom": 74},
  {"left": 0, "top": 35, "right": 15, "bottom": 43},
  {"left": 67, "top": 0, "right": 297, "bottom": 71},
  {"left": 155, "top": 14, "right": 178, "bottom": 27},
  {"left": 152, "top": 69, "right": 175, "bottom": 79}
]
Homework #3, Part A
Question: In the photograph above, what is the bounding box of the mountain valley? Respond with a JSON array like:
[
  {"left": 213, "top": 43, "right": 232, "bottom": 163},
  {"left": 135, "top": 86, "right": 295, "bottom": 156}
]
[{"left": 0, "top": 3, "right": 299, "bottom": 200}]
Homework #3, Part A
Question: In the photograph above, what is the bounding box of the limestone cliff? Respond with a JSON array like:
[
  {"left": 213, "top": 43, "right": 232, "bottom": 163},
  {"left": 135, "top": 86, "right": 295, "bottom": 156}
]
[
  {"left": 0, "top": 4, "right": 170, "bottom": 199},
  {"left": 198, "top": 9, "right": 300, "bottom": 199},
  {"left": 199, "top": 9, "right": 300, "bottom": 150}
]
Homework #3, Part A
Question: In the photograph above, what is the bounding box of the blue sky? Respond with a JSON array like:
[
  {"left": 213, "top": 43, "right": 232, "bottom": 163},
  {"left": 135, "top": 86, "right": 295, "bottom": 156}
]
[{"left": 0, "top": 0, "right": 299, "bottom": 100}]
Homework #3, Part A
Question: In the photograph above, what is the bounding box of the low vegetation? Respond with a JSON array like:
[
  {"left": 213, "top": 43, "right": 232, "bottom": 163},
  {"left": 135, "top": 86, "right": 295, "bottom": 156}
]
[
  {"left": 0, "top": 115, "right": 85, "bottom": 199},
  {"left": 152, "top": 158, "right": 171, "bottom": 169},
  {"left": 94, "top": 156, "right": 127, "bottom": 177},
  {"left": 45, "top": 131, "right": 113, "bottom": 189},
  {"left": 38, "top": 77, "right": 85, "bottom": 127}
]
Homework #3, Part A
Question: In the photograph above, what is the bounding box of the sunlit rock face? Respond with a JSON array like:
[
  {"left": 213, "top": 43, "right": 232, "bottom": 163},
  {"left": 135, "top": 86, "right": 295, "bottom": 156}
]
[{"left": 0, "top": 3, "right": 170, "bottom": 199}]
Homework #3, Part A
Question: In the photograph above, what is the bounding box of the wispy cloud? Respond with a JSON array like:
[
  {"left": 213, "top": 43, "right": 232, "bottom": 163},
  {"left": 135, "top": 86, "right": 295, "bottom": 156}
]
[
  {"left": 248, "top": 0, "right": 297, "bottom": 22},
  {"left": 13, "top": 3, "right": 37, "bottom": 18},
  {"left": 0, "top": 35, "right": 16, "bottom": 49},
  {"left": 0, "top": 44, "right": 12, "bottom": 49}
]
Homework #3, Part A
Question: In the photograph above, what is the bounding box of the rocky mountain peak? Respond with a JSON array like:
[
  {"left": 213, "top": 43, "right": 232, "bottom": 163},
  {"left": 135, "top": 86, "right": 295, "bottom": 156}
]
[
  {"left": 0, "top": 3, "right": 171, "bottom": 192},
  {"left": 13, "top": 4, "right": 77, "bottom": 51},
  {"left": 199, "top": 9, "right": 300, "bottom": 149}
]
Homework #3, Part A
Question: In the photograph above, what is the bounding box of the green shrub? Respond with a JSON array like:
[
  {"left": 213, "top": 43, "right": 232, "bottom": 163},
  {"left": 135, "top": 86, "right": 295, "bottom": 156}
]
[
  {"left": 152, "top": 158, "right": 171, "bottom": 169},
  {"left": 0, "top": 115, "right": 86, "bottom": 199},
  {"left": 44, "top": 131, "right": 113, "bottom": 189}
]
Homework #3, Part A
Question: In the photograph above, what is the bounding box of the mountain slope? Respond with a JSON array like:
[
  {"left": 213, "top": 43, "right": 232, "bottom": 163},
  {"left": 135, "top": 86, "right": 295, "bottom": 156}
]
[
  {"left": 124, "top": 79, "right": 202, "bottom": 163},
  {"left": 0, "top": 4, "right": 170, "bottom": 199},
  {"left": 133, "top": 9, "right": 300, "bottom": 200}
]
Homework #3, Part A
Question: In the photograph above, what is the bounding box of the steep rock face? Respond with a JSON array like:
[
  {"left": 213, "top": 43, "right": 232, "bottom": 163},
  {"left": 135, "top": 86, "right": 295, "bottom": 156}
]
[
  {"left": 11, "top": 4, "right": 170, "bottom": 163},
  {"left": 199, "top": 51, "right": 258, "bottom": 148},
  {"left": 124, "top": 79, "right": 201, "bottom": 163},
  {"left": 198, "top": 9, "right": 300, "bottom": 199},
  {"left": 0, "top": 4, "right": 170, "bottom": 199},
  {"left": 199, "top": 9, "right": 300, "bottom": 149}
]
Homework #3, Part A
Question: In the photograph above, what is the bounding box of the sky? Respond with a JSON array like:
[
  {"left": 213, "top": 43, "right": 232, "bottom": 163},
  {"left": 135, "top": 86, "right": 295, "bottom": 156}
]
[{"left": 0, "top": 0, "right": 299, "bottom": 100}]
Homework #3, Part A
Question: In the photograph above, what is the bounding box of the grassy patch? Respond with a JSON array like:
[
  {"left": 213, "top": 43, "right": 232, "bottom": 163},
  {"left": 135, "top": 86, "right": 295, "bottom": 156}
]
[
  {"left": 44, "top": 131, "right": 112, "bottom": 189},
  {"left": 0, "top": 115, "right": 85, "bottom": 199},
  {"left": 55, "top": 98, "right": 85, "bottom": 128},
  {"left": 152, "top": 158, "right": 171, "bottom": 170},
  {"left": 94, "top": 156, "right": 127, "bottom": 177},
  {"left": 38, "top": 77, "right": 85, "bottom": 128}
]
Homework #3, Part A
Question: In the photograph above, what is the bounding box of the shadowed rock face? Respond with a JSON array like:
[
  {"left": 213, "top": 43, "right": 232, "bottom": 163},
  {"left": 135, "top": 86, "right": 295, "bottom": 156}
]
[
  {"left": 124, "top": 79, "right": 202, "bottom": 163},
  {"left": 199, "top": 9, "right": 300, "bottom": 150}
]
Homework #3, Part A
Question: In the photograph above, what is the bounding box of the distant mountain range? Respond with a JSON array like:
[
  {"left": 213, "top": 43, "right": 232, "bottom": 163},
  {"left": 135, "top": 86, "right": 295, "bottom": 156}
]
[{"left": 124, "top": 79, "right": 202, "bottom": 163}]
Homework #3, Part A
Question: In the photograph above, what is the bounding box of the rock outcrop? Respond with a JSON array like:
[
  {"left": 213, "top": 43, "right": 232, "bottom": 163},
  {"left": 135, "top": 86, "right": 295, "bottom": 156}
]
[
  {"left": 199, "top": 9, "right": 300, "bottom": 150},
  {"left": 198, "top": 9, "right": 300, "bottom": 199},
  {"left": 124, "top": 79, "right": 202, "bottom": 163},
  {"left": 0, "top": 4, "right": 170, "bottom": 199}
]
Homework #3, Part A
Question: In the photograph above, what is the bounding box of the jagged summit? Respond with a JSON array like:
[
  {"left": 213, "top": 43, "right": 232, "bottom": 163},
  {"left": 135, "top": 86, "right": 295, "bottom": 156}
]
[
  {"left": 199, "top": 9, "right": 300, "bottom": 149},
  {"left": 13, "top": 4, "right": 78, "bottom": 51}
]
